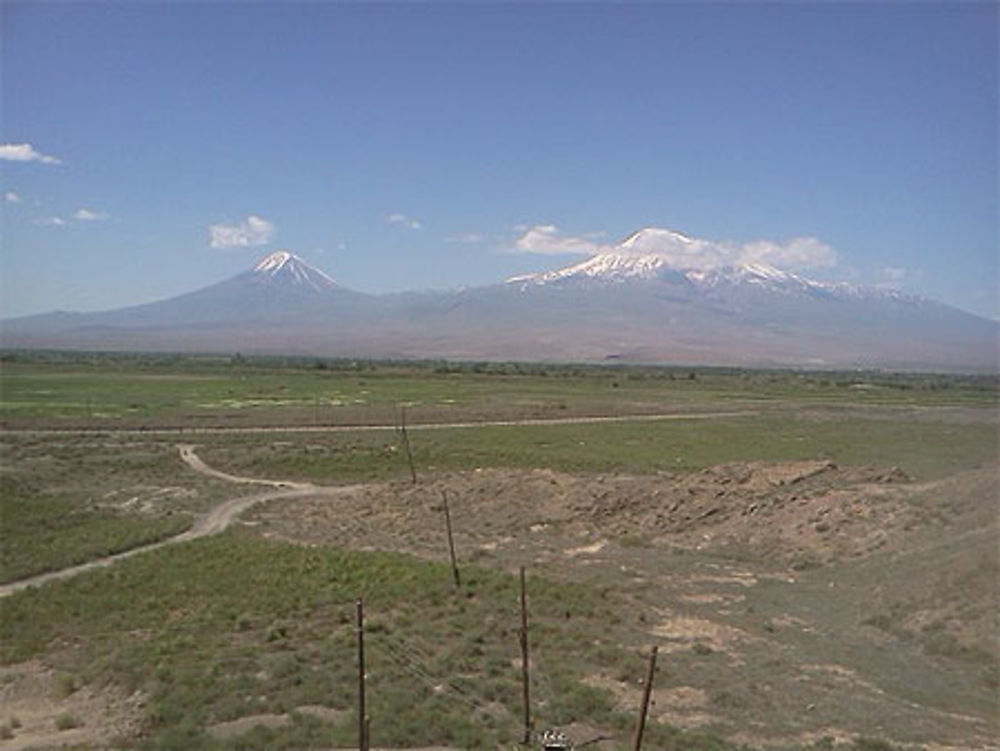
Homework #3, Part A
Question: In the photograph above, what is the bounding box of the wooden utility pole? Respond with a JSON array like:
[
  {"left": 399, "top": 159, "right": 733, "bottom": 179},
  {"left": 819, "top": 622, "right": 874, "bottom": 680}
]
[
  {"left": 399, "top": 405, "right": 417, "bottom": 485},
  {"left": 519, "top": 566, "right": 531, "bottom": 745},
  {"left": 442, "top": 490, "right": 461, "bottom": 588},
  {"left": 356, "top": 599, "right": 367, "bottom": 751},
  {"left": 632, "top": 645, "right": 658, "bottom": 751}
]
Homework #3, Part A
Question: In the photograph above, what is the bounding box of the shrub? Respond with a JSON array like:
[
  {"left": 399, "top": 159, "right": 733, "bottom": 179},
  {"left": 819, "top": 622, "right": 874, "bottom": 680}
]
[
  {"left": 54, "top": 712, "right": 82, "bottom": 730},
  {"left": 53, "top": 673, "right": 78, "bottom": 698}
]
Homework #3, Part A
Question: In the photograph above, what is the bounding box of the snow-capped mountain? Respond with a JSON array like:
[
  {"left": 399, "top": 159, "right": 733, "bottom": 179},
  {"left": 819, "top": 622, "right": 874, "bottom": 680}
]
[
  {"left": 249, "top": 250, "right": 340, "bottom": 292},
  {"left": 2, "top": 238, "right": 996, "bottom": 371},
  {"left": 508, "top": 227, "right": 917, "bottom": 306},
  {"left": 1, "top": 250, "right": 372, "bottom": 336},
  {"left": 508, "top": 251, "right": 684, "bottom": 286}
]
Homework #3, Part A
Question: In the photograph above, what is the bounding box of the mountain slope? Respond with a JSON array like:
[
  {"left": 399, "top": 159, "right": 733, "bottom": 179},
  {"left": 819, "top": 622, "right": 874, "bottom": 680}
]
[
  {"left": 6, "top": 251, "right": 374, "bottom": 332},
  {"left": 2, "top": 242, "right": 996, "bottom": 371}
]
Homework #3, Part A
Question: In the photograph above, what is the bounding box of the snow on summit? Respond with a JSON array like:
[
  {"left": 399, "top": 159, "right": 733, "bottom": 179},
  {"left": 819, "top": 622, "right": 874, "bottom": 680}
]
[
  {"left": 254, "top": 250, "right": 296, "bottom": 273},
  {"left": 251, "top": 250, "right": 339, "bottom": 291},
  {"left": 509, "top": 226, "right": 748, "bottom": 286},
  {"left": 507, "top": 226, "right": 908, "bottom": 303}
]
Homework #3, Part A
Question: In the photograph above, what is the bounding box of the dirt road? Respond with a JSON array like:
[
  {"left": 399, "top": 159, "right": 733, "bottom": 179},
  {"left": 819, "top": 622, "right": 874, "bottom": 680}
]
[
  {"left": 1, "top": 409, "right": 758, "bottom": 436},
  {"left": 0, "top": 446, "right": 354, "bottom": 598}
]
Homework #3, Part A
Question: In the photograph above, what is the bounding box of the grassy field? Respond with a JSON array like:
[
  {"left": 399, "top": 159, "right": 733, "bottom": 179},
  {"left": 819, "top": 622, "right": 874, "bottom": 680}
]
[
  {"left": 0, "top": 434, "right": 237, "bottom": 583},
  {"left": 0, "top": 491, "right": 191, "bottom": 584},
  {"left": 0, "top": 352, "right": 995, "bottom": 749},
  {"left": 201, "top": 409, "right": 997, "bottom": 485},
  {"left": 1, "top": 351, "right": 995, "bottom": 428},
  {"left": 1, "top": 530, "right": 738, "bottom": 750},
  {"left": 1, "top": 530, "right": 933, "bottom": 751}
]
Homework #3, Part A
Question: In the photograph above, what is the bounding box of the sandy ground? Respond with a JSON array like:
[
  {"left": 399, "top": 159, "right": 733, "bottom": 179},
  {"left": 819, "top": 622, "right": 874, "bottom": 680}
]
[{"left": 0, "top": 661, "right": 144, "bottom": 750}]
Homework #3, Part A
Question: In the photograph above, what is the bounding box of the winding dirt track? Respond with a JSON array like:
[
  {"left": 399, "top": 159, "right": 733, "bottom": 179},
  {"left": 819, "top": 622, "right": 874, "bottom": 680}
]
[
  {"left": 0, "top": 446, "right": 359, "bottom": 599},
  {"left": 1, "top": 410, "right": 756, "bottom": 598}
]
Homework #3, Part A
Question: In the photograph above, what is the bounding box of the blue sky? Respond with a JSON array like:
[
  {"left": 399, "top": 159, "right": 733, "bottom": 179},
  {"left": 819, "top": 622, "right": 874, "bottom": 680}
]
[{"left": 2, "top": 2, "right": 997, "bottom": 319}]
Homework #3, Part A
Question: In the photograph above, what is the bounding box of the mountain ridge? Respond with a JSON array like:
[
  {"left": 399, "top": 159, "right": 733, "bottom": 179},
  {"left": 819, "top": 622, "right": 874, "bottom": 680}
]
[{"left": 2, "top": 239, "right": 996, "bottom": 372}]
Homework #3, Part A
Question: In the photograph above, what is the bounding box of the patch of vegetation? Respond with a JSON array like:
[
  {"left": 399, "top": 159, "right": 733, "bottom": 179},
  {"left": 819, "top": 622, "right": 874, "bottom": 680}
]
[
  {"left": 0, "top": 531, "right": 741, "bottom": 749},
  {"left": 54, "top": 712, "right": 83, "bottom": 730},
  {"left": 2, "top": 351, "right": 995, "bottom": 427},
  {"left": 0, "top": 435, "right": 243, "bottom": 583},
  {"left": 53, "top": 672, "right": 81, "bottom": 698},
  {"left": 203, "top": 410, "right": 997, "bottom": 484},
  {"left": 0, "top": 487, "right": 191, "bottom": 584}
]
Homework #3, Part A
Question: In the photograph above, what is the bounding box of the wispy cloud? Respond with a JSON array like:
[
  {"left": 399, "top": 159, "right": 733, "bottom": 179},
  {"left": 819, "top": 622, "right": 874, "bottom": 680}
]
[
  {"left": 512, "top": 224, "right": 839, "bottom": 272},
  {"left": 878, "top": 266, "right": 922, "bottom": 288},
  {"left": 0, "top": 143, "right": 61, "bottom": 164},
  {"left": 35, "top": 216, "right": 66, "bottom": 226},
  {"left": 738, "top": 236, "right": 837, "bottom": 270},
  {"left": 615, "top": 228, "right": 728, "bottom": 269},
  {"left": 74, "top": 208, "right": 108, "bottom": 221},
  {"left": 446, "top": 232, "right": 485, "bottom": 244},
  {"left": 4, "top": 191, "right": 21, "bottom": 203},
  {"left": 208, "top": 215, "right": 276, "bottom": 249},
  {"left": 512, "top": 225, "right": 603, "bottom": 255},
  {"left": 388, "top": 212, "right": 423, "bottom": 230}
]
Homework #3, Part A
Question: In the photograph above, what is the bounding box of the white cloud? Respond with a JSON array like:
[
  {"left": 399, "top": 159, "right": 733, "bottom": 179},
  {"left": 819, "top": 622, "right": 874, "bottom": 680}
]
[
  {"left": 737, "top": 236, "right": 838, "bottom": 270},
  {"left": 35, "top": 216, "right": 66, "bottom": 226},
  {"left": 208, "top": 215, "right": 276, "bottom": 249},
  {"left": 74, "top": 208, "right": 108, "bottom": 221},
  {"left": 388, "top": 212, "right": 423, "bottom": 230},
  {"left": 513, "top": 224, "right": 840, "bottom": 273},
  {"left": 0, "top": 143, "right": 61, "bottom": 164},
  {"left": 512, "top": 225, "right": 603, "bottom": 255},
  {"left": 617, "top": 227, "right": 731, "bottom": 269},
  {"left": 5, "top": 191, "right": 20, "bottom": 203}
]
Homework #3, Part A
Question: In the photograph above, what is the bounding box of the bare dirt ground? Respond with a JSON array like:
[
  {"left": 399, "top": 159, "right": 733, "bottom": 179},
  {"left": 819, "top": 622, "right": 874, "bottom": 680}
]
[
  {"left": 244, "top": 460, "right": 924, "bottom": 570},
  {"left": 0, "top": 661, "right": 144, "bottom": 750}
]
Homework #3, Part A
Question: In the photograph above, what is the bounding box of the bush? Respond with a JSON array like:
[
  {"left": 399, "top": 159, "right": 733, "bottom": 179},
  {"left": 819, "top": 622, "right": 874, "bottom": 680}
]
[
  {"left": 53, "top": 673, "right": 79, "bottom": 698},
  {"left": 55, "top": 712, "right": 82, "bottom": 730}
]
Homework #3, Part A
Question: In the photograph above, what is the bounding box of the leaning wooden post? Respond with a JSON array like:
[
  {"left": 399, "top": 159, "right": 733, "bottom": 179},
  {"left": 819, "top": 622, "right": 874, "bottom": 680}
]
[
  {"left": 519, "top": 566, "right": 531, "bottom": 745},
  {"left": 399, "top": 405, "right": 417, "bottom": 485},
  {"left": 442, "top": 490, "right": 461, "bottom": 588},
  {"left": 356, "top": 599, "right": 367, "bottom": 751},
  {"left": 632, "top": 645, "right": 658, "bottom": 751}
]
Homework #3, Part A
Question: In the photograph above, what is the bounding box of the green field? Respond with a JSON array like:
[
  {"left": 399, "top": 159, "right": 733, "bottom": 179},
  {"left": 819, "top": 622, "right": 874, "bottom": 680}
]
[
  {"left": 1, "top": 531, "right": 735, "bottom": 750},
  {"left": 1, "top": 351, "right": 995, "bottom": 428},
  {"left": 1, "top": 353, "right": 996, "bottom": 750},
  {"left": 199, "top": 410, "right": 998, "bottom": 485}
]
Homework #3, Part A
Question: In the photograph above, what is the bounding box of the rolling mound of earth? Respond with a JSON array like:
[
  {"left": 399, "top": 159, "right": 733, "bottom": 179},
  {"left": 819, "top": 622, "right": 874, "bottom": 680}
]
[
  {"left": 243, "top": 460, "right": 999, "bottom": 748},
  {"left": 247, "top": 460, "right": 923, "bottom": 569}
]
